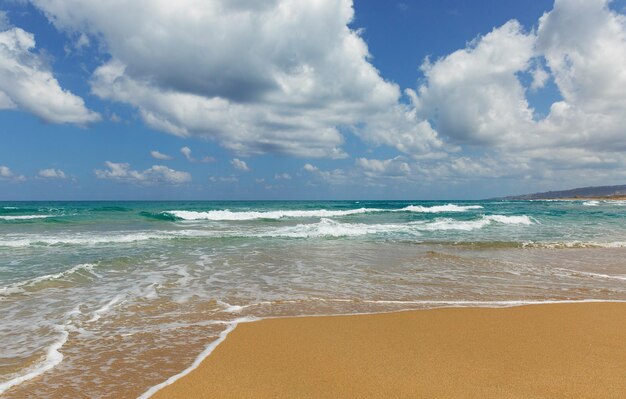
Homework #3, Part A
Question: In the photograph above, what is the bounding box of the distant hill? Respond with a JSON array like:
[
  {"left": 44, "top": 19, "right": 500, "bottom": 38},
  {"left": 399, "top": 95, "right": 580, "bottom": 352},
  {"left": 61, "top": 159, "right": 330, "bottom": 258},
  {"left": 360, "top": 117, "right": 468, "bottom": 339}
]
[{"left": 500, "top": 184, "right": 626, "bottom": 200}]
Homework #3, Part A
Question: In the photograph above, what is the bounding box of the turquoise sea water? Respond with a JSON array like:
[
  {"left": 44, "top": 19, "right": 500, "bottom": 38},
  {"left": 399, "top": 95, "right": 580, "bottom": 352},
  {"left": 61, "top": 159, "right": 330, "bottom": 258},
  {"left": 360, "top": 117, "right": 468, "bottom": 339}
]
[{"left": 1, "top": 200, "right": 625, "bottom": 397}]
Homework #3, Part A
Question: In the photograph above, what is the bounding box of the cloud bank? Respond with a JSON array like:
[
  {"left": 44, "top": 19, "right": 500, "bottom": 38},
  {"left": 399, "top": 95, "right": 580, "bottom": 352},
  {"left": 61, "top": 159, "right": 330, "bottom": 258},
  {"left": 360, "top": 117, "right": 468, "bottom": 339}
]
[
  {"left": 29, "top": 0, "right": 439, "bottom": 158},
  {"left": 7, "top": 0, "right": 626, "bottom": 190}
]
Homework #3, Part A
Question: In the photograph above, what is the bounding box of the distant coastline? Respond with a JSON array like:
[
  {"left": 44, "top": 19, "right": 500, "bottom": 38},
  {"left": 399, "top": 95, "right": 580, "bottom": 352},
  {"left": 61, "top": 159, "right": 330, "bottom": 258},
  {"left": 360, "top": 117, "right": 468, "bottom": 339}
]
[
  {"left": 498, "top": 184, "right": 626, "bottom": 201},
  {"left": 550, "top": 195, "right": 626, "bottom": 201}
]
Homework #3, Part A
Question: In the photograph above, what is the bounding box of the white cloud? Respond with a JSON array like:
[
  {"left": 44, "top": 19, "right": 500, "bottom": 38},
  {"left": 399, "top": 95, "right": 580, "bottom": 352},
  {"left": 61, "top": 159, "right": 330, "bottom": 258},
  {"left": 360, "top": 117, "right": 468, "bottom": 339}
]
[
  {"left": 530, "top": 64, "right": 549, "bottom": 91},
  {"left": 231, "top": 158, "right": 250, "bottom": 172},
  {"left": 30, "top": 0, "right": 441, "bottom": 158},
  {"left": 412, "top": 20, "right": 535, "bottom": 146},
  {"left": 38, "top": 168, "right": 67, "bottom": 179},
  {"left": 150, "top": 150, "right": 173, "bottom": 160},
  {"left": 303, "top": 163, "right": 319, "bottom": 173},
  {"left": 180, "top": 146, "right": 213, "bottom": 163},
  {"left": 0, "top": 165, "right": 25, "bottom": 181},
  {"left": 0, "top": 27, "right": 100, "bottom": 124},
  {"left": 355, "top": 157, "right": 411, "bottom": 178},
  {"left": 94, "top": 161, "right": 191, "bottom": 185},
  {"left": 302, "top": 162, "right": 348, "bottom": 185},
  {"left": 274, "top": 172, "right": 291, "bottom": 180},
  {"left": 180, "top": 146, "right": 193, "bottom": 162},
  {"left": 402, "top": 0, "right": 626, "bottom": 181}
]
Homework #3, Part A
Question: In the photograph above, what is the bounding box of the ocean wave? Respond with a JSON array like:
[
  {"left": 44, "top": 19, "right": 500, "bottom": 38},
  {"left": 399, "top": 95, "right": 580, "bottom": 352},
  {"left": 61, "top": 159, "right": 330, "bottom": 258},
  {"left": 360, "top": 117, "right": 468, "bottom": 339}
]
[
  {"left": 582, "top": 200, "right": 600, "bottom": 206},
  {"left": 164, "top": 208, "right": 382, "bottom": 221},
  {"left": 258, "top": 218, "right": 413, "bottom": 238},
  {"left": 162, "top": 204, "right": 485, "bottom": 221},
  {"left": 400, "top": 204, "right": 483, "bottom": 213},
  {"left": 258, "top": 214, "right": 533, "bottom": 238},
  {"left": 0, "top": 263, "right": 99, "bottom": 296},
  {"left": 0, "top": 232, "right": 171, "bottom": 248},
  {"left": 419, "top": 215, "right": 532, "bottom": 231},
  {"left": 483, "top": 214, "right": 533, "bottom": 225},
  {"left": 90, "top": 206, "right": 131, "bottom": 212},
  {"left": 554, "top": 268, "right": 626, "bottom": 281},
  {"left": 139, "top": 211, "right": 180, "bottom": 221},
  {"left": 0, "top": 214, "right": 535, "bottom": 246},
  {"left": 0, "top": 215, "right": 55, "bottom": 221}
]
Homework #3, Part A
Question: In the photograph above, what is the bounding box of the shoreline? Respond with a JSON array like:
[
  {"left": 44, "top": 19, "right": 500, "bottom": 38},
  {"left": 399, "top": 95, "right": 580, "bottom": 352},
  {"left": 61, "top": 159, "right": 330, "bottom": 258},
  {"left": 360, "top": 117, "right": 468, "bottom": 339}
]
[{"left": 147, "top": 301, "right": 626, "bottom": 398}]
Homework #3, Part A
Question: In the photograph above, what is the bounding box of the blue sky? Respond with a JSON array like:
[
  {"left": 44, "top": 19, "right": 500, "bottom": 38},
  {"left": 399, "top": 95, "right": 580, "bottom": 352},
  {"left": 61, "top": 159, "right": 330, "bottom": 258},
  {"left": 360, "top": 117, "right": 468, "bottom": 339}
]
[{"left": 1, "top": 0, "right": 626, "bottom": 200}]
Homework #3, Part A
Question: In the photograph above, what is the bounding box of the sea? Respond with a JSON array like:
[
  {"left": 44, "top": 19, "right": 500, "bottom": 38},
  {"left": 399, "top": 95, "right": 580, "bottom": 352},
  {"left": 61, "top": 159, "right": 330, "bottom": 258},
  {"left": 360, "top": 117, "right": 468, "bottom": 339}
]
[{"left": 1, "top": 200, "right": 625, "bottom": 398}]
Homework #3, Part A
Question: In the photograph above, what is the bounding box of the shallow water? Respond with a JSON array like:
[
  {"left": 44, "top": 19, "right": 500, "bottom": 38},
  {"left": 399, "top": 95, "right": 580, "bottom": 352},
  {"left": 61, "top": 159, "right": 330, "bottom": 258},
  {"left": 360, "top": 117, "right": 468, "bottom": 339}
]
[{"left": 1, "top": 200, "right": 625, "bottom": 397}]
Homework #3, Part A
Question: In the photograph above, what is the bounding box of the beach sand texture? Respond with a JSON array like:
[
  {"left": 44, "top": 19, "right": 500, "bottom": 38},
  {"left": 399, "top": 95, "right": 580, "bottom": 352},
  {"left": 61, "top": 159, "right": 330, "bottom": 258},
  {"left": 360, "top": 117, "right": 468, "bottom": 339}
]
[{"left": 153, "top": 303, "right": 626, "bottom": 399}]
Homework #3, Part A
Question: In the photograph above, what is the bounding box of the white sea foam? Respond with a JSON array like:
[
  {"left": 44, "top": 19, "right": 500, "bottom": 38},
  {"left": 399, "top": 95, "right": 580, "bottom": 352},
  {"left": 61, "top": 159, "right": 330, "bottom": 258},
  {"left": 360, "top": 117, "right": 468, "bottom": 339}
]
[
  {"left": 255, "top": 214, "right": 533, "bottom": 238},
  {"left": 0, "top": 232, "right": 171, "bottom": 248},
  {"left": 582, "top": 200, "right": 600, "bottom": 206},
  {"left": 360, "top": 299, "right": 626, "bottom": 306},
  {"left": 554, "top": 268, "right": 626, "bottom": 281},
  {"left": 2, "top": 206, "right": 18, "bottom": 209},
  {"left": 0, "top": 263, "right": 98, "bottom": 296},
  {"left": 521, "top": 241, "right": 626, "bottom": 249},
  {"left": 0, "top": 325, "right": 69, "bottom": 395},
  {"left": 400, "top": 204, "right": 483, "bottom": 213},
  {"left": 165, "top": 208, "right": 382, "bottom": 221},
  {"left": 0, "top": 215, "right": 54, "bottom": 220},
  {"left": 137, "top": 317, "right": 255, "bottom": 399},
  {"left": 259, "top": 218, "right": 415, "bottom": 238},
  {"left": 88, "top": 295, "right": 124, "bottom": 322},
  {"left": 483, "top": 214, "right": 533, "bottom": 225},
  {"left": 166, "top": 204, "right": 485, "bottom": 221},
  {"left": 408, "top": 215, "right": 532, "bottom": 232}
]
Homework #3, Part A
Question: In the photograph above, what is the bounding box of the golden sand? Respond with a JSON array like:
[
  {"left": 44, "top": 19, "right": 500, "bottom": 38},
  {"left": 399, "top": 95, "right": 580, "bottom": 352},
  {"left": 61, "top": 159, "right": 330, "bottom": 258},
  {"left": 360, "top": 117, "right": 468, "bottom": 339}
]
[{"left": 153, "top": 303, "right": 626, "bottom": 398}]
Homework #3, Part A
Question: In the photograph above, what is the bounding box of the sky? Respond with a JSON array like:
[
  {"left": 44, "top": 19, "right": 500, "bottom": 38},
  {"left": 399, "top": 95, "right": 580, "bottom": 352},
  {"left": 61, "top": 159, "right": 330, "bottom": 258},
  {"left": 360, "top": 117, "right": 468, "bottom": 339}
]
[{"left": 1, "top": 0, "right": 626, "bottom": 200}]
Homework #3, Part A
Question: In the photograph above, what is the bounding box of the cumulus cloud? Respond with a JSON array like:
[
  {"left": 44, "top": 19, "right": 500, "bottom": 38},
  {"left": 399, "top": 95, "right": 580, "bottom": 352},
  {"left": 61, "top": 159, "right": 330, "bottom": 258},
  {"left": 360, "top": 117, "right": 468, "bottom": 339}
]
[
  {"left": 0, "top": 26, "right": 100, "bottom": 124},
  {"left": 29, "top": 0, "right": 441, "bottom": 158},
  {"left": 303, "top": 163, "right": 319, "bottom": 173},
  {"left": 411, "top": 20, "right": 535, "bottom": 146},
  {"left": 38, "top": 168, "right": 67, "bottom": 179},
  {"left": 0, "top": 165, "right": 26, "bottom": 181},
  {"left": 180, "top": 146, "right": 213, "bottom": 163},
  {"left": 355, "top": 157, "right": 411, "bottom": 178},
  {"left": 401, "top": 0, "right": 626, "bottom": 183},
  {"left": 150, "top": 150, "right": 173, "bottom": 160},
  {"left": 94, "top": 161, "right": 191, "bottom": 185},
  {"left": 302, "top": 162, "right": 348, "bottom": 185},
  {"left": 231, "top": 158, "right": 250, "bottom": 172}
]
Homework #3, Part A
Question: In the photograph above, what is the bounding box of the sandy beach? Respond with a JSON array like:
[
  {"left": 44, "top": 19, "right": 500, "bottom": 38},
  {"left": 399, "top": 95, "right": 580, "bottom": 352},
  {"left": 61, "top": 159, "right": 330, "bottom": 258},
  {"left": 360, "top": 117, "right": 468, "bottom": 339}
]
[{"left": 151, "top": 302, "right": 626, "bottom": 398}]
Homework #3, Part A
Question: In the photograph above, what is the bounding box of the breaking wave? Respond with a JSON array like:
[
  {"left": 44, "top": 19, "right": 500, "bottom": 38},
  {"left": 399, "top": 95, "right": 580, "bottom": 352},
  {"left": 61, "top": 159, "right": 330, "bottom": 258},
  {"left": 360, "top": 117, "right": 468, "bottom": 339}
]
[
  {"left": 0, "top": 263, "right": 99, "bottom": 296},
  {"left": 400, "top": 204, "right": 483, "bottom": 213},
  {"left": 164, "top": 208, "right": 382, "bottom": 221},
  {"left": 259, "top": 214, "right": 533, "bottom": 238},
  {"left": 164, "top": 204, "right": 484, "bottom": 221},
  {"left": 0, "top": 215, "right": 56, "bottom": 221}
]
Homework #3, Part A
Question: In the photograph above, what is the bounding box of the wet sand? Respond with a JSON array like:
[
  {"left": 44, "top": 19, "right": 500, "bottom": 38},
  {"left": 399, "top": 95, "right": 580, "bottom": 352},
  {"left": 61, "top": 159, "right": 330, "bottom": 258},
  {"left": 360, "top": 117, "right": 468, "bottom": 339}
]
[{"left": 152, "top": 302, "right": 626, "bottom": 398}]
